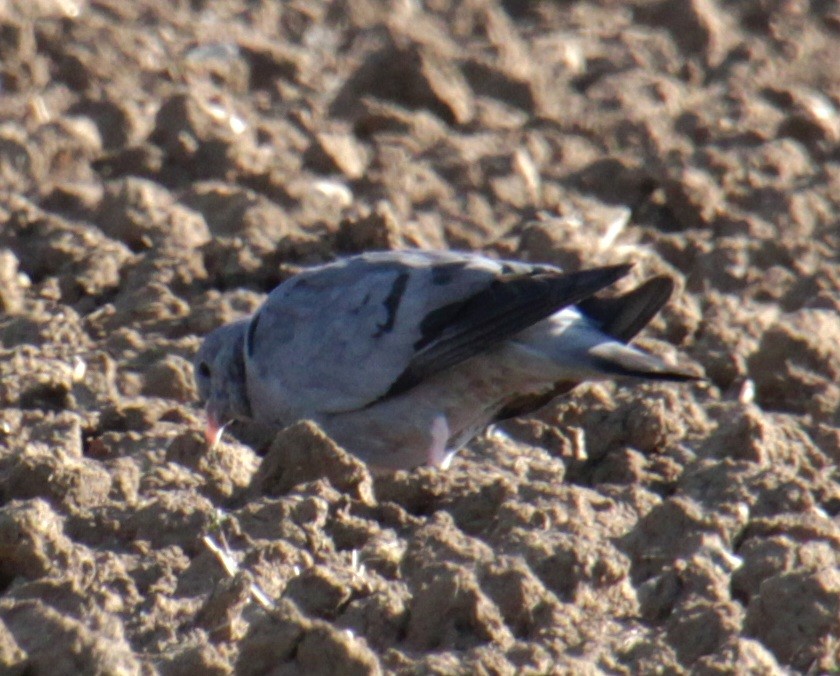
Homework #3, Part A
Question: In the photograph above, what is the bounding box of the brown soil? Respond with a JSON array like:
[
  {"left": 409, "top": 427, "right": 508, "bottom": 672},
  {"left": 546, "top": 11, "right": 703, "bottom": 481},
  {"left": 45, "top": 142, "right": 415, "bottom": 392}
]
[{"left": 1, "top": 0, "right": 839, "bottom": 673}]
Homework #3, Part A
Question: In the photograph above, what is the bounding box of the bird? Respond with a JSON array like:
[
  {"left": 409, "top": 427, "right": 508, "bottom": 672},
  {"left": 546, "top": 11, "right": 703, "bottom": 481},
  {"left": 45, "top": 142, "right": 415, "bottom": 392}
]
[{"left": 193, "top": 250, "right": 699, "bottom": 470}]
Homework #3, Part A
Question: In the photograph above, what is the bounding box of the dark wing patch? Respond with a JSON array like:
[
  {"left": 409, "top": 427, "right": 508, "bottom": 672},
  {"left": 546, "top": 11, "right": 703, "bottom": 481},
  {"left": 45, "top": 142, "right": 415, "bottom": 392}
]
[
  {"left": 430, "top": 261, "right": 468, "bottom": 285},
  {"left": 500, "top": 263, "right": 516, "bottom": 275},
  {"left": 385, "top": 264, "right": 633, "bottom": 397},
  {"left": 414, "top": 298, "right": 470, "bottom": 351},
  {"left": 374, "top": 271, "right": 409, "bottom": 338},
  {"left": 577, "top": 275, "right": 674, "bottom": 342}
]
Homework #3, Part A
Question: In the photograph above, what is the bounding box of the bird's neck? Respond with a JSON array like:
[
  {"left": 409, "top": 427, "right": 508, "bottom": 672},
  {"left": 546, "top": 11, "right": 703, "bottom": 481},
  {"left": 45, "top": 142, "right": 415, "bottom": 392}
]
[{"left": 230, "top": 329, "right": 253, "bottom": 420}]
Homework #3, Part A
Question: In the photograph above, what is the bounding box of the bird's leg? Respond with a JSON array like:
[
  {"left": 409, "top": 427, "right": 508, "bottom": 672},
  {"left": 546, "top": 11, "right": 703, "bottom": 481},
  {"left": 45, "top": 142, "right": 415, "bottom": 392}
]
[{"left": 426, "top": 414, "right": 455, "bottom": 469}]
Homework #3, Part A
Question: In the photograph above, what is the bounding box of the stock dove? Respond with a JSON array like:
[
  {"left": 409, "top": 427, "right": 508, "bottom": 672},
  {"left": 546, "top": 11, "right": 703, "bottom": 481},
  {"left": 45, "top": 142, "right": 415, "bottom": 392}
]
[{"left": 194, "top": 250, "right": 698, "bottom": 469}]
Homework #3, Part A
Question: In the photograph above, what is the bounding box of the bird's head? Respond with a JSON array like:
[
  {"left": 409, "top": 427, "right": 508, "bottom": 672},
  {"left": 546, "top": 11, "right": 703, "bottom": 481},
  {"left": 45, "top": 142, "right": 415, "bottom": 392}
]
[{"left": 193, "top": 319, "right": 252, "bottom": 445}]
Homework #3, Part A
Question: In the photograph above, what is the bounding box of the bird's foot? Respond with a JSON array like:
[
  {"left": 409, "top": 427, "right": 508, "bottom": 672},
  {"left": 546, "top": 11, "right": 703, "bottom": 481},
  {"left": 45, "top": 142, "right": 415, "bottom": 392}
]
[{"left": 427, "top": 414, "right": 455, "bottom": 469}]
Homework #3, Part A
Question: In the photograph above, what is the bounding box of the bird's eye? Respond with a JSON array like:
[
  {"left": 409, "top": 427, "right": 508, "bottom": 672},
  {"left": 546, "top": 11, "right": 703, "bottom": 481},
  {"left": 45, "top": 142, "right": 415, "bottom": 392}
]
[{"left": 198, "top": 361, "right": 211, "bottom": 378}]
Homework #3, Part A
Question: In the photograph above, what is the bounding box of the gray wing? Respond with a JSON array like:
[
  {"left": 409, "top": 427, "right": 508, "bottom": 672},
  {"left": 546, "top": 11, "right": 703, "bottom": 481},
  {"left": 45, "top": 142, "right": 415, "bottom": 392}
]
[
  {"left": 383, "top": 262, "right": 633, "bottom": 397},
  {"left": 244, "top": 250, "right": 631, "bottom": 417}
]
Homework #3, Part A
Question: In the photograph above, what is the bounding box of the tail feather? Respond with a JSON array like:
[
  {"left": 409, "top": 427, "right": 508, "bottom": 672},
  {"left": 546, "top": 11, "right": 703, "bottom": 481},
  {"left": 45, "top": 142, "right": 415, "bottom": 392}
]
[
  {"left": 493, "top": 276, "right": 701, "bottom": 422},
  {"left": 588, "top": 342, "right": 701, "bottom": 382},
  {"left": 578, "top": 275, "right": 701, "bottom": 382},
  {"left": 577, "top": 275, "right": 674, "bottom": 342}
]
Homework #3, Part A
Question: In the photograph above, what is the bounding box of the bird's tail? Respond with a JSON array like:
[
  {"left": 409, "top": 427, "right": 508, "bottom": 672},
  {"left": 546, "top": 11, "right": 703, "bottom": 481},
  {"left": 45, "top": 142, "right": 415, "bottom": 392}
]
[
  {"left": 585, "top": 341, "right": 700, "bottom": 382},
  {"left": 577, "top": 274, "right": 700, "bottom": 382},
  {"left": 494, "top": 274, "right": 702, "bottom": 421},
  {"left": 513, "top": 304, "right": 701, "bottom": 383},
  {"left": 577, "top": 275, "right": 674, "bottom": 343}
]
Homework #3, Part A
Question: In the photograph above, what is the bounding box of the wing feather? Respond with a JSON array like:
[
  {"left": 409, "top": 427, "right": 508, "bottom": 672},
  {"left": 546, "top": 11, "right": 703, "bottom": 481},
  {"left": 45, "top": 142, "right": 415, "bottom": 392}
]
[
  {"left": 384, "top": 264, "right": 632, "bottom": 397},
  {"left": 244, "top": 251, "right": 633, "bottom": 419}
]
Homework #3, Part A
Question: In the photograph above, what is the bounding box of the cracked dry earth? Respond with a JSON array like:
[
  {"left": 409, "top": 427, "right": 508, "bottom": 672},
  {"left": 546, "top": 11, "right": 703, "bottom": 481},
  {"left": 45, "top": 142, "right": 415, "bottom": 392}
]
[{"left": 1, "top": 0, "right": 839, "bottom": 673}]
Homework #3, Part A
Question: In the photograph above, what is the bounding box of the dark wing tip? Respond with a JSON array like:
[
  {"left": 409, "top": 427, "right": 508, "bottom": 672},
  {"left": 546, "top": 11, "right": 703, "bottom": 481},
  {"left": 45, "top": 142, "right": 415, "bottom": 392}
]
[
  {"left": 384, "top": 262, "right": 636, "bottom": 399},
  {"left": 535, "top": 262, "right": 633, "bottom": 308},
  {"left": 574, "top": 262, "right": 633, "bottom": 285}
]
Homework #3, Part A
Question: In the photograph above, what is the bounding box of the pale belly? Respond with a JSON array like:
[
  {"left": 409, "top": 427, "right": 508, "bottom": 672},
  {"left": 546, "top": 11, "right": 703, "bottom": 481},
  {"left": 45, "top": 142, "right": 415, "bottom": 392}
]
[{"left": 318, "top": 343, "right": 556, "bottom": 469}]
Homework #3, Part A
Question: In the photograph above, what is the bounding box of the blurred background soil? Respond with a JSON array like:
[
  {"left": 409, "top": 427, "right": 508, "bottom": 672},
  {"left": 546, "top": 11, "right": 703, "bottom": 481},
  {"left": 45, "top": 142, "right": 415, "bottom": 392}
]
[{"left": 0, "top": 0, "right": 838, "bottom": 673}]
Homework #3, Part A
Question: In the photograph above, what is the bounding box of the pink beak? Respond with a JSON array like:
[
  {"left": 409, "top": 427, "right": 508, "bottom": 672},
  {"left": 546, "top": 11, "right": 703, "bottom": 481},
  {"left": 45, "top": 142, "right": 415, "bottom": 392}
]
[{"left": 204, "top": 405, "right": 226, "bottom": 447}]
